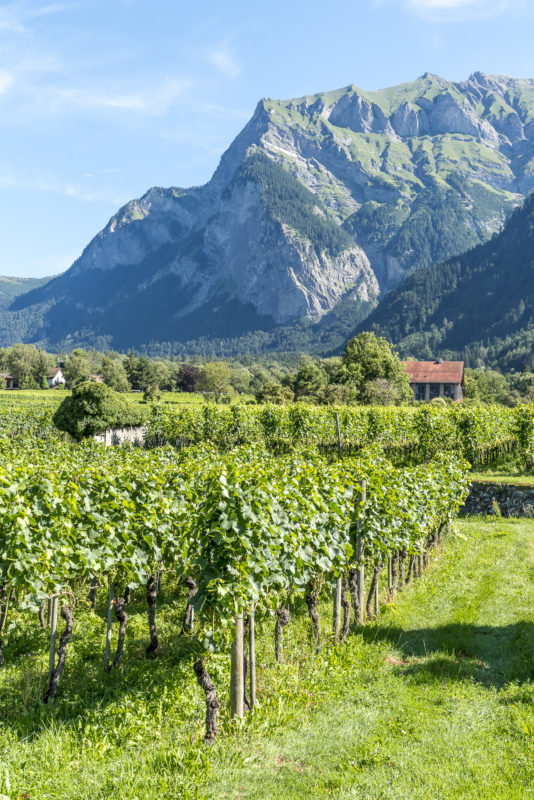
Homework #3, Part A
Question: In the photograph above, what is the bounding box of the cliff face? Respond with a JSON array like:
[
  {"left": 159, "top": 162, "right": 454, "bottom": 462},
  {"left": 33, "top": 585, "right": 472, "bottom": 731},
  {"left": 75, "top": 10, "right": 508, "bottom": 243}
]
[{"left": 4, "top": 71, "right": 534, "bottom": 353}]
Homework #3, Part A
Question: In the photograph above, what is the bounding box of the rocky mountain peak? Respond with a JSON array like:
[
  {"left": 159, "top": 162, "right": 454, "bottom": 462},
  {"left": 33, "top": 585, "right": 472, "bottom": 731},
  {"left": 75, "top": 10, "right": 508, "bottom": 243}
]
[{"left": 2, "top": 72, "right": 534, "bottom": 355}]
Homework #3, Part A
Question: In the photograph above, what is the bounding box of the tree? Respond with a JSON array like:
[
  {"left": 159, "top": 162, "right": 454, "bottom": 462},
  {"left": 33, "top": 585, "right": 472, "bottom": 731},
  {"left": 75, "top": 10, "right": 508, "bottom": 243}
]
[
  {"left": 293, "top": 357, "right": 327, "bottom": 400},
  {"left": 316, "top": 384, "right": 352, "bottom": 405},
  {"left": 229, "top": 367, "right": 253, "bottom": 395},
  {"left": 339, "top": 333, "right": 412, "bottom": 404},
  {"left": 143, "top": 384, "right": 162, "bottom": 403},
  {"left": 362, "top": 378, "right": 408, "bottom": 406},
  {"left": 256, "top": 382, "right": 294, "bottom": 404},
  {"left": 124, "top": 350, "right": 139, "bottom": 387},
  {"left": 63, "top": 349, "right": 91, "bottom": 388},
  {"left": 177, "top": 364, "right": 201, "bottom": 393},
  {"left": 198, "top": 362, "right": 232, "bottom": 402},
  {"left": 7, "top": 344, "right": 40, "bottom": 388},
  {"left": 100, "top": 355, "right": 130, "bottom": 392},
  {"left": 53, "top": 381, "right": 144, "bottom": 440}
]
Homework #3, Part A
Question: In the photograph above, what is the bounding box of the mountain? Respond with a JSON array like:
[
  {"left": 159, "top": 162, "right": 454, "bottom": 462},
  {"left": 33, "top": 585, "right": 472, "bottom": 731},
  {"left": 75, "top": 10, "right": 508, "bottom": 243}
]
[
  {"left": 3, "top": 71, "right": 534, "bottom": 354},
  {"left": 0, "top": 275, "right": 52, "bottom": 308},
  {"left": 355, "top": 192, "right": 534, "bottom": 371}
]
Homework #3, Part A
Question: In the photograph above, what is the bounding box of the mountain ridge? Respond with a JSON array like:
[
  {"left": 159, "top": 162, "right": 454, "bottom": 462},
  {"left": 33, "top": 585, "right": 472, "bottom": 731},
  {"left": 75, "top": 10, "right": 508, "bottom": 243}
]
[{"left": 2, "top": 71, "right": 534, "bottom": 354}]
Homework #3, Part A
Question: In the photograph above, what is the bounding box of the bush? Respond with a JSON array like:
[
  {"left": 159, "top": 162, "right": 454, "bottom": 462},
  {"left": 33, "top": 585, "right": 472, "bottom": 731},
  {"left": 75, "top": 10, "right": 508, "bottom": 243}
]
[{"left": 53, "top": 381, "right": 145, "bottom": 441}]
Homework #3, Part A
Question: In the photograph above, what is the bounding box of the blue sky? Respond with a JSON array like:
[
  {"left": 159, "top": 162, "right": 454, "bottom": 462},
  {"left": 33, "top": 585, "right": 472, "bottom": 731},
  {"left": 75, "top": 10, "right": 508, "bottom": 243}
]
[{"left": 1, "top": 0, "right": 533, "bottom": 277}]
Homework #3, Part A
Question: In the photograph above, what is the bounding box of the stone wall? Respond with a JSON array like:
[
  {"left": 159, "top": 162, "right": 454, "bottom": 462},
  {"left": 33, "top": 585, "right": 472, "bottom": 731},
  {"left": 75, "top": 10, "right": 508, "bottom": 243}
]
[
  {"left": 94, "top": 426, "right": 146, "bottom": 446},
  {"left": 462, "top": 481, "right": 534, "bottom": 517}
]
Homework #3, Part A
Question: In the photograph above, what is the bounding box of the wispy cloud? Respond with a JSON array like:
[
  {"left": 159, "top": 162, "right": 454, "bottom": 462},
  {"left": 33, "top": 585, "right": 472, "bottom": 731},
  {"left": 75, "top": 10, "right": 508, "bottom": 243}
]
[
  {"left": 0, "top": 71, "right": 14, "bottom": 93},
  {"left": 0, "top": 168, "right": 127, "bottom": 205},
  {"left": 36, "top": 77, "right": 192, "bottom": 117},
  {"left": 0, "top": 2, "right": 75, "bottom": 34},
  {"left": 205, "top": 42, "right": 241, "bottom": 78},
  {"left": 405, "top": 0, "right": 526, "bottom": 19},
  {"left": 199, "top": 102, "right": 250, "bottom": 119}
]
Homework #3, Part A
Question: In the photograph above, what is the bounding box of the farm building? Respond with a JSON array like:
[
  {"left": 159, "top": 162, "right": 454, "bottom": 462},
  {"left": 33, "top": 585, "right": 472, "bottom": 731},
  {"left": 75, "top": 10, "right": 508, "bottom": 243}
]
[
  {"left": 0, "top": 372, "right": 15, "bottom": 389},
  {"left": 47, "top": 367, "right": 66, "bottom": 388},
  {"left": 403, "top": 360, "right": 464, "bottom": 402}
]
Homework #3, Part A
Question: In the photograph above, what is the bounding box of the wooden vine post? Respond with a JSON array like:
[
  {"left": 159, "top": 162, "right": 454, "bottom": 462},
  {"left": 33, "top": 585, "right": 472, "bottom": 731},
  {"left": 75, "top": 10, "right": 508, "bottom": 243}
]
[
  {"left": 230, "top": 614, "right": 245, "bottom": 718},
  {"left": 104, "top": 584, "right": 115, "bottom": 672},
  {"left": 249, "top": 604, "right": 256, "bottom": 711},
  {"left": 333, "top": 577, "right": 342, "bottom": 643},
  {"left": 333, "top": 413, "right": 344, "bottom": 639},
  {"left": 335, "top": 412, "right": 343, "bottom": 460},
  {"left": 47, "top": 594, "right": 59, "bottom": 688},
  {"left": 387, "top": 556, "right": 392, "bottom": 592},
  {"left": 356, "top": 480, "right": 367, "bottom": 625}
]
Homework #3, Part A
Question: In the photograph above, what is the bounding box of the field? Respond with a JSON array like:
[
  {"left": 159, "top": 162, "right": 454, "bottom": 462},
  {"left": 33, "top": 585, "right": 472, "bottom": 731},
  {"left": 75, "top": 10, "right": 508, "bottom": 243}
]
[
  {"left": 0, "top": 389, "right": 210, "bottom": 406},
  {"left": 1, "top": 518, "right": 534, "bottom": 799}
]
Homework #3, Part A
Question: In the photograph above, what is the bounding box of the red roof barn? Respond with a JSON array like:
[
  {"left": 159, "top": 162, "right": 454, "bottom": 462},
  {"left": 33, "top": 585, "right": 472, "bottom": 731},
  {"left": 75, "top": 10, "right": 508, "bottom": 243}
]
[{"left": 402, "top": 360, "right": 465, "bottom": 402}]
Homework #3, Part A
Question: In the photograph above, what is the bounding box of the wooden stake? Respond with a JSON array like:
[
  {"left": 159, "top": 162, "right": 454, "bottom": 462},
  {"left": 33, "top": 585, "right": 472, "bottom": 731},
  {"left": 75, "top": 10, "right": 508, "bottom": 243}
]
[
  {"left": 47, "top": 595, "right": 59, "bottom": 689},
  {"left": 333, "top": 577, "right": 342, "bottom": 643},
  {"left": 249, "top": 605, "right": 256, "bottom": 711},
  {"left": 335, "top": 412, "right": 343, "bottom": 460},
  {"left": 387, "top": 556, "right": 392, "bottom": 592},
  {"left": 356, "top": 480, "right": 367, "bottom": 625},
  {"left": 374, "top": 574, "right": 379, "bottom": 617},
  {"left": 104, "top": 584, "right": 114, "bottom": 672},
  {"left": 230, "top": 614, "right": 245, "bottom": 718}
]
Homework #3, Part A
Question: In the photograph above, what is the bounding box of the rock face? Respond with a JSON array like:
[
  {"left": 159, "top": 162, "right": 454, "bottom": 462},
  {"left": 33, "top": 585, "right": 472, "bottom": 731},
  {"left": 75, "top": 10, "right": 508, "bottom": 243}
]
[{"left": 5, "top": 71, "right": 534, "bottom": 353}]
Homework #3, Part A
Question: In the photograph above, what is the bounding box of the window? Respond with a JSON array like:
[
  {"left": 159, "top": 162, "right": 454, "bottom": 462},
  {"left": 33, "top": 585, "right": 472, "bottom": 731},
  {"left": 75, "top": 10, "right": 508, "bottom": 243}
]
[
  {"left": 443, "top": 383, "right": 455, "bottom": 400},
  {"left": 429, "top": 383, "right": 441, "bottom": 399},
  {"left": 414, "top": 383, "right": 426, "bottom": 401}
]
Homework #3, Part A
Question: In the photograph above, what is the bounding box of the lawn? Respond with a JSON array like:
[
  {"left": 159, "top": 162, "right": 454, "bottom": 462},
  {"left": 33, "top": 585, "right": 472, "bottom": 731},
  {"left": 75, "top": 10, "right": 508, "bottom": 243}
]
[{"left": 1, "top": 519, "right": 534, "bottom": 799}]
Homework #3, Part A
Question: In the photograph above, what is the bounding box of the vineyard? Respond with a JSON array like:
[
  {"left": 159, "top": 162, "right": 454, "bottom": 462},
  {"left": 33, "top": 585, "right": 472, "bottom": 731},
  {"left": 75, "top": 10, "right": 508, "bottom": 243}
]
[
  {"left": 0, "top": 395, "right": 526, "bottom": 465},
  {"left": 1, "top": 396, "right": 534, "bottom": 796},
  {"left": 0, "top": 424, "right": 469, "bottom": 734}
]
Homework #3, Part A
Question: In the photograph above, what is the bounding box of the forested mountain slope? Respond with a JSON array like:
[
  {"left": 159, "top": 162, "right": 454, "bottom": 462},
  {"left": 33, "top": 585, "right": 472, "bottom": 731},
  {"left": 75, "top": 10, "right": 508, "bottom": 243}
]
[{"left": 356, "top": 193, "right": 534, "bottom": 370}]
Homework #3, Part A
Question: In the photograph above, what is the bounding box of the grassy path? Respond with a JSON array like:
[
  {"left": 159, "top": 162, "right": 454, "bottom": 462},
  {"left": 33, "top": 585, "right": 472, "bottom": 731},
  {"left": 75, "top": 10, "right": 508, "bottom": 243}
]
[{"left": 205, "top": 519, "right": 534, "bottom": 799}]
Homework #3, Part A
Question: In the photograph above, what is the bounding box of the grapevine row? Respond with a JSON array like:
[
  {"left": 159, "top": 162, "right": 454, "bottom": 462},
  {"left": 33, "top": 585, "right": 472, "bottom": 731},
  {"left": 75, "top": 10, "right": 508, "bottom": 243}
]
[{"left": 0, "top": 436, "right": 469, "bottom": 736}]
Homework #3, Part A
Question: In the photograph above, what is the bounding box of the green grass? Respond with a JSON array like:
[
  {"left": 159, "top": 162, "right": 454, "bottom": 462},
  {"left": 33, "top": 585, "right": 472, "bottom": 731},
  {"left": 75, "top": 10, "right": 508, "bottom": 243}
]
[
  {"left": 471, "top": 471, "right": 534, "bottom": 486},
  {"left": 0, "top": 390, "right": 254, "bottom": 408},
  {"left": 1, "top": 519, "right": 534, "bottom": 798}
]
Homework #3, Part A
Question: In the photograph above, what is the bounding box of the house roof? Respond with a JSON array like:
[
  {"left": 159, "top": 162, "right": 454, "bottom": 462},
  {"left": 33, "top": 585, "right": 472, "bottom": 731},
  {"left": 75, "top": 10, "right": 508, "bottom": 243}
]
[
  {"left": 0, "top": 372, "right": 13, "bottom": 379},
  {"left": 402, "top": 360, "right": 464, "bottom": 384},
  {"left": 47, "top": 367, "right": 63, "bottom": 378}
]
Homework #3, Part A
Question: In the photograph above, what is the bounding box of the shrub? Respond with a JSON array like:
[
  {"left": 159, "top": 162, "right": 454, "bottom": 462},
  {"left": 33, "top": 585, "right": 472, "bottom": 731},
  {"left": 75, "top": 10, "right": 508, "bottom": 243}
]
[{"left": 53, "top": 381, "right": 145, "bottom": 441}]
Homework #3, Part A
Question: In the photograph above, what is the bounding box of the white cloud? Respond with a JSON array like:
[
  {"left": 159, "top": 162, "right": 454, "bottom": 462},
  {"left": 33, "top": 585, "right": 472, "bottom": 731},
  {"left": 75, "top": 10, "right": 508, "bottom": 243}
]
[
  {"left": 42, "top": 77, "right": 191, "bottom": 117},
  {"left": 0, "top": 71, "right": 14, "bottom": 93},
  {"left": 403, "top": 0, "right": 526, "bottom": 18},
  {"left": 205, "top": 42, "right": 241, "bottom": 79},
  {"left": 0, "top": 168, "right": 127, "bottom": 205},
  {"left": 0, "top": 2, "right": 75, "bottom": 34}
]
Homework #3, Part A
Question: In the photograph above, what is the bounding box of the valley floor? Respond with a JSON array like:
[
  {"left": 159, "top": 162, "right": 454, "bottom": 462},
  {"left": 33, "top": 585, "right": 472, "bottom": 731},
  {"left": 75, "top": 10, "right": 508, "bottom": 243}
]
[{"left": 1, "top": 519, "right": 534, "bottom": 799}]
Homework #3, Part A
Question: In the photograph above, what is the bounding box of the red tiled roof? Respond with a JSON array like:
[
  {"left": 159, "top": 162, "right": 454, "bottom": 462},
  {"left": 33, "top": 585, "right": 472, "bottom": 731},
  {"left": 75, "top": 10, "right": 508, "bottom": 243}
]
[{"left": 402, "top": 361, "right": 464, "bottom": 384}]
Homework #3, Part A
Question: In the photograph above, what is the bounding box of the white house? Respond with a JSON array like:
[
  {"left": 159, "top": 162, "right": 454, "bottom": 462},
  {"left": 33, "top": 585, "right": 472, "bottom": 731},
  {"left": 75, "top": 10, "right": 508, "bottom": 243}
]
[{"left": 47, "top": 367, "right": 66, "bottom": 389}]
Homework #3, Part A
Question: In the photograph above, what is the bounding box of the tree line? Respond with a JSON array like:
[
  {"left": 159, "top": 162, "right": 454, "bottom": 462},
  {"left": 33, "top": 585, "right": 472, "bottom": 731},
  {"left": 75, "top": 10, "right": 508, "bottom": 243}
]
[{"left": 3, "top": 334, "right": 534, "bottom": 407}]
